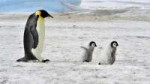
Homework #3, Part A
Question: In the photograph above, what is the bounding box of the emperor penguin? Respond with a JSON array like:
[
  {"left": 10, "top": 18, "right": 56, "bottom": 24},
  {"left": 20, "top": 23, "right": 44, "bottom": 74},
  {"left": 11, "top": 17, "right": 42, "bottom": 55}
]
[
  {"left": 98, "top": 41, "right": 119, "bottom": 65},
  {"left": 81, "top": 41, "right": 97, "bottom": 62},
  {"left": 17, "top": 10, "right": 53, "bottom": 62}
]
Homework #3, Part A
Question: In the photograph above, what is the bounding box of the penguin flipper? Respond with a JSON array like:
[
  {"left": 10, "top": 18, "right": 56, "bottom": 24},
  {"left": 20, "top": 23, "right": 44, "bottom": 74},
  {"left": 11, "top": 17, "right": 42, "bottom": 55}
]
[
  {"left": 30, "top": 26, "right": 38, "bottom": 49},
  {"left": 81, "top": 46, "right": 88, "bottom": 51}
]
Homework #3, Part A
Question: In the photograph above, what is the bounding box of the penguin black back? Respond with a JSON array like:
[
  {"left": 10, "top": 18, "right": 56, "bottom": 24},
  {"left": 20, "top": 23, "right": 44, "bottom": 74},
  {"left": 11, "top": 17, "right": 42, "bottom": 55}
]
[{"left": 17, "top": 13, "right": 39, "bottom": 62}]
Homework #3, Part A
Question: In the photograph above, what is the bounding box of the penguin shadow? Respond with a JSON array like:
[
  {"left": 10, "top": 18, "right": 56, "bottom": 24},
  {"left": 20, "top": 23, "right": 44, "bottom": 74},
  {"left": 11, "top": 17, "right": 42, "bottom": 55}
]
[{"left": 16, "top": 59, "right": 50, "bottom": 63}]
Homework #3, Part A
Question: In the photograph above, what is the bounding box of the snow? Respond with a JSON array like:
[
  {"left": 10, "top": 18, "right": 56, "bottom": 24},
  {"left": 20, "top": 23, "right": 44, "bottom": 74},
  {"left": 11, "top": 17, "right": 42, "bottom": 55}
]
[
  {"left": 0, "top": 0, "right": 150, "bottom": 84},
  {"left": 80, "top": 0, "right": 150, "bottom": 9},
  {"left": 0, "top": 12, "right": 150, "bottom": 83}
]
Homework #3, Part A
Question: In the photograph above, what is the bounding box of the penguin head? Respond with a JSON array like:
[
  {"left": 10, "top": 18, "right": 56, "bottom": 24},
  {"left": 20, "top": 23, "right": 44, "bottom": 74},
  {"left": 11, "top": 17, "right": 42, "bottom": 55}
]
[
  {"left": 36, "top": 10, "right": 53, "bottom": 18},
  {"left": 89, "top": 41, "right": 97, "bottom": 47},
  {"left": 111, "top": 41, "right": 119, "bottom": 48}
]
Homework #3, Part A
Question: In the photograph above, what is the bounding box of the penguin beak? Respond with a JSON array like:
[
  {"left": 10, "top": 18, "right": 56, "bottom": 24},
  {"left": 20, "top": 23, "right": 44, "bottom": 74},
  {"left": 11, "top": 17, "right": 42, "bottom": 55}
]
[
  {"left": 95, "top": 44, "right": 97, "bottom": 47},
  {"left": 48, "top": 14, "right": 53, "bottom": 18}
]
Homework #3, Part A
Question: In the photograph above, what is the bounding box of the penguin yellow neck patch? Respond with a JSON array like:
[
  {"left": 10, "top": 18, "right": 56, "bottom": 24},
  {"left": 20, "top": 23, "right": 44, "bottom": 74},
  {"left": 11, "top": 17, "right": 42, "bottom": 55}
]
[{"left": 36, "top": 11, "right": 41, "bottom": 16}]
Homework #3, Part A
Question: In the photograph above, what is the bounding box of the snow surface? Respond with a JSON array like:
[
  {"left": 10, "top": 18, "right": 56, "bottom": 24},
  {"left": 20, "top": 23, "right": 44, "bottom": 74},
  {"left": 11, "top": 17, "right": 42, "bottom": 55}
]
[
  {"left": 80, "top": 0, "right": 150, "bottom": 10},
  {"left": 0, "top": 12, "right": 150, "bottom": 83},
  {"left": 0, "top": 0, "right": 150, "bottom": 84}
]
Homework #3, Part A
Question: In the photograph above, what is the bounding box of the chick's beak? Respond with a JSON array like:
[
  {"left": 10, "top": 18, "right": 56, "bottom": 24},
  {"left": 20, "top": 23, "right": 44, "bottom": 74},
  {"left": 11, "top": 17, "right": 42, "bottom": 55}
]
[{"left": 95, "top": 44, "right": 97, "bottom": 47}]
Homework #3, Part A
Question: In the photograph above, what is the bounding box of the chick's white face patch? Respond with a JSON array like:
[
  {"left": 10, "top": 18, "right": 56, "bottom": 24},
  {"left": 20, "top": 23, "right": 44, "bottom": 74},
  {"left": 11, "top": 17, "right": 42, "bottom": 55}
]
[
  {"left": 91, "top": 43, "right": 96, "bottom": 47},
  {"left": 113, "top": 43, "right": 117, "bottom": 47}
]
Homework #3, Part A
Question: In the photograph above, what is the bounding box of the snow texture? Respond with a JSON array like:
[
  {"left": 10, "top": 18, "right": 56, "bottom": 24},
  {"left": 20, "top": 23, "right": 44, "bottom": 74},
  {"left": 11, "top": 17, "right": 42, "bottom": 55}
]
[
  {"left": 0, "top": 13, "right": 150, "bottom": 84},
  {"left": 0, "top": 0, "right": 150, "bottom": 84}
]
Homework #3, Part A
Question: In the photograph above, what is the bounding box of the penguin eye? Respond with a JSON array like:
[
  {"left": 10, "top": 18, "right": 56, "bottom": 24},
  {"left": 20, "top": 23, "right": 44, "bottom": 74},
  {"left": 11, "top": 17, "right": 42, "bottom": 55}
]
[
  {"left": 113, "top": 43, "right": 117, "bottom": 47},
  {"left": 91, "top": 43, "right": 96, "bottom": 47}
]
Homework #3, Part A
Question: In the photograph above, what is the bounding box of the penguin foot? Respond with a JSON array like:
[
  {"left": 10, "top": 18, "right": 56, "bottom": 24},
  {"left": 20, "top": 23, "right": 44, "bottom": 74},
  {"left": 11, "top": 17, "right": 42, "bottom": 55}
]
[
  {"left": 16, "top": 57, "right": 28, "bottom": 62},
  {"left": 98, "top": 63, "right": 101, "bottom": 65},
  {"left": 83, "top": 60, "right": 90, "bottom": 62},
  {"left": 42, "top": 59, "right": 50, "bottom": 63}
]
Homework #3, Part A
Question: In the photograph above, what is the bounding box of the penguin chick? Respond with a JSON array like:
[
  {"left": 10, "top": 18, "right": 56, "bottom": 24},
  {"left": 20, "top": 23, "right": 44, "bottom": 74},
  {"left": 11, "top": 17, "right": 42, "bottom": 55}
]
[
  {"left": 98, "top": 41, "right": 119, "bottom": 65},
  {"left": 81, "top": 41, "right": 97, "bottom": 62}
]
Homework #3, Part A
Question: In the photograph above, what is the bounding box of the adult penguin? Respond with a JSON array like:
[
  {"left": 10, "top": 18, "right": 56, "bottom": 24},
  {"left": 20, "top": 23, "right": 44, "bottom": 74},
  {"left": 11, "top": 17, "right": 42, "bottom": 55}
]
[
  {"left": 17, "top": 10, "right": 53, "bottom": 62},
  {"left": 98, "top": 41, "right": 119, "bottom": 65}
]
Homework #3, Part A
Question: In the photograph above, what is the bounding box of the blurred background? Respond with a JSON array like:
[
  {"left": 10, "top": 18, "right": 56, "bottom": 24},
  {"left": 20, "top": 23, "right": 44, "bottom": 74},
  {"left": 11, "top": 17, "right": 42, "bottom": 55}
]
[
  {"left": 0, "top": 0, "right": 150, "bottom": 12},
  {"left": 0, "top": 0, "right": 81, "bottom": 12}
]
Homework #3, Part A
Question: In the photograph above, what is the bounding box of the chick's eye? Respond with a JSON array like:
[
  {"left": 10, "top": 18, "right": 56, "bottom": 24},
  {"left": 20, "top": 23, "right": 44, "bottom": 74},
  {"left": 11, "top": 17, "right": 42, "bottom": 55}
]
[
  {"left": 113, "top": 43, "right": 116, "bottom": 46},
  {"left": 91, "top": 43, "right": 95, "bottom": 47}
]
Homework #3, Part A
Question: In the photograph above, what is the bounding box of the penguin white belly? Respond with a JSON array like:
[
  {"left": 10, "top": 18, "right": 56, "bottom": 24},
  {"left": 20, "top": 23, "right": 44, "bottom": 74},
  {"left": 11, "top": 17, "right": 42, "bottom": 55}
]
[
  {"left": 32, "top": 16, "right": 45, "bottom": 61},
  {"left": 99, "top": 47, "right": 112, "bottom": 64}
]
